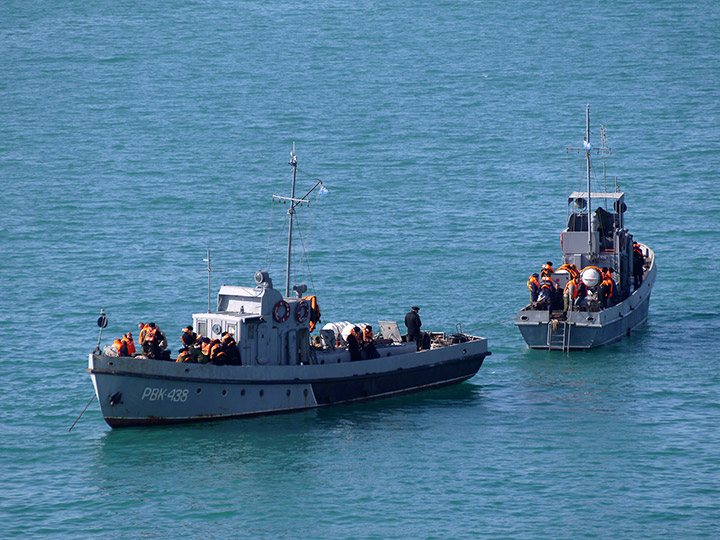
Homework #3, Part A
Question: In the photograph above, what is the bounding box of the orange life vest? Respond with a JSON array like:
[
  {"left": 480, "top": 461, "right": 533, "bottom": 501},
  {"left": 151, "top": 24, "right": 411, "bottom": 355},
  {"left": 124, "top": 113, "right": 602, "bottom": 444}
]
[
  {"left": 527, "top": 275, "right": 540, "bottom": 291},
  {"left": 363, "top": 328, "right": 373, "bottom": 342},
  {"left": 602, "top": 278, "right": 617, "bottom": 299},
  {"left": 201, "top": 341, "right": 212, "bottom": 357},
  {"left": 123, "top": 336, "right": 136, "bottom": 355},
  {"left": 574, "top": 281, "right": 587, "bottom": 299},
  {"left": 139, "top": 324, "right": 150, "bottom": 344},
  {"left": 302, "top": 295, "right": 321, "bottom": 332},
  {"left": 540, "top": 278, "right": 554, "bottom": 292},
  {"left": 210, "top": 340, "right": 226, "bottom": 361},
  {"left": 349, "top": 329, "right": 362, "bottom": 345},
  {"left": 176, "top": 350, "right": 192, "bottom": 363},
  {"left": 557, "top": 264, "right": 579, "bottom": 279},
  {"left": 146, "top": 327, "right": 158, "bottom": 342}
]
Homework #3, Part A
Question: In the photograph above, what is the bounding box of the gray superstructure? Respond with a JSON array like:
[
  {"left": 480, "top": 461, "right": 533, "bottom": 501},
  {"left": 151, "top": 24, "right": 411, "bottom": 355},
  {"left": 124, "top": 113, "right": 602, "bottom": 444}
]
[
  {"left": 515, "top": 106, "right": 656, "bottom": 350},
  {"left": 88, "top": 150, "right": 490, "bottom": 427}
]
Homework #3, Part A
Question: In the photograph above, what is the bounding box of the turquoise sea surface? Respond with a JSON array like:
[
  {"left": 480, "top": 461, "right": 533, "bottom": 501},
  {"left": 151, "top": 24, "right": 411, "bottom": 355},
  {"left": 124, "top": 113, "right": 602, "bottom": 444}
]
[{"left": 2, "top": 1, "right": 720, "bottom": 538}]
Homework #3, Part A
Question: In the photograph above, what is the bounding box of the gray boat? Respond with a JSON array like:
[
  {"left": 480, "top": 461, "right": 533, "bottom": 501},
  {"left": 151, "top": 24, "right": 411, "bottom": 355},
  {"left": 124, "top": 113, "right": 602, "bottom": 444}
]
[
  {"left": 516, "top": 106, "right": 656, "bottom": 350},
  {"left": 88, "top": 150, "right": 490, "bottom": 428}
]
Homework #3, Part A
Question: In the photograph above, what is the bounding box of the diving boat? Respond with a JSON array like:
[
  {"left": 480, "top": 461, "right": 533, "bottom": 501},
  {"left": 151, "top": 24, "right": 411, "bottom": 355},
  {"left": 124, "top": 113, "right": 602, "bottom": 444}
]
[
  {"left": 515, "top": 105, "right": 656, "bottom": 350},
  {"left": 88, "top": 150, "right": 490, "bottom": 428}
]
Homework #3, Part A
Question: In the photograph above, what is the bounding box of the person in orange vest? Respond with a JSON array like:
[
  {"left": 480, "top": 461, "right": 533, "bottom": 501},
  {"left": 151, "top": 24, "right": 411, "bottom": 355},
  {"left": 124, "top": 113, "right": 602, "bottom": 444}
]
[
  {"left": 123, "top": 332, "right": 136, "bottom": 356},
  {"left": 209, "top": 339, "right": 227, "bottom": 365},
  {"left": 563, "top": 277, "right": 577, "bottom": 314},
  {"left": 200, "top": 337, "right": 212, "bottom": 358},
  {"left": 138, "top": 322, "right": 150, "bottom": 356},
  {"left": 113, "top": 337, "right": 129, "bottom": 357},
  {"left": 537, "top": 275, "right": 555, "bottom": 310},
  {"left": 541, "top": 261, "right": 555, "bottom": 279},
  {"left": 176, "top": 347, "right": 192, "bottom": 363},
  {"left": 527, "top": 273, "right": 540, "bottom": 304},
  {"left": 600, "top": 274, "right": 617, "bottom": 308},
  {"left": 181, "top": 326, "right": 197, "bottom": 348},
  {"left": 573, "top": 277, "right": 588, "bottom": 307},
  {"left": 346, "top": 326, "right": 363, "bottom": 362},
  {"left": 144, "top": 322, "right": 169, "bottom": 360},
  {"left": 222, "top": 332, "right": 241, "bottom": 365},
  {"left": 362, "top": 325, "right": 380, "bottom": 359},
  {"left": 633, "top": 242, "right": 645, "bottom": 289},
  {"left": 189, "top": 340, "right": 210, "bottom": 364}
]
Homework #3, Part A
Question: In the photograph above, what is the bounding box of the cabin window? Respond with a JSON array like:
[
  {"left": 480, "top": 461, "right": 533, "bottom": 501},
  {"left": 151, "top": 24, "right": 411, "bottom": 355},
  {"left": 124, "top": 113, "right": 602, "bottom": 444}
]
[
  {"left": 226, "top": 324, "right": 236, "bottom": 336},
  {"left": 197, "top": 320, "right": 207, "bottom": 336}
]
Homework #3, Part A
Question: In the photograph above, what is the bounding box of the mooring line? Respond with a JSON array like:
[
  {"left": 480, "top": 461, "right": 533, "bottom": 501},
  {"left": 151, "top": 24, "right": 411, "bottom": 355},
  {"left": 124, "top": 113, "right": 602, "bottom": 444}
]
[{"left": 68, "top": 393, "right": 96, "bottom": 432}]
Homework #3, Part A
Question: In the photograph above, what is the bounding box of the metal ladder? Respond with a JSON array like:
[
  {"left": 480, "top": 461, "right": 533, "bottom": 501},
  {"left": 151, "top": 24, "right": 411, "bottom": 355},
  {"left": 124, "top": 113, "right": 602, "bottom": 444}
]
[{"left": 547, "top": 319, "right": 570, "bottom": 352}]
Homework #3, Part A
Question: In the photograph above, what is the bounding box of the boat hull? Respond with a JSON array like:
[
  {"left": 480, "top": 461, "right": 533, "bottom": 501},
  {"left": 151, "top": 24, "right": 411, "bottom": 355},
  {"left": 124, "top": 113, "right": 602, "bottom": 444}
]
[
  {"left": 89, "top": 339, "right": 489, "bottom": 428},
  {"left": 516, "top": 251, "right": 656, "bottom": 350}
]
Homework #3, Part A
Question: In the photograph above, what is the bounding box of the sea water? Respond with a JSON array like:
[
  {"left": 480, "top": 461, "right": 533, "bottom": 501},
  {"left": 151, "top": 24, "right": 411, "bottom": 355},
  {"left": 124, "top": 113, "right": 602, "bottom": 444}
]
[{"left": 1, "top": 1, "right": 719, "bottom": 538}]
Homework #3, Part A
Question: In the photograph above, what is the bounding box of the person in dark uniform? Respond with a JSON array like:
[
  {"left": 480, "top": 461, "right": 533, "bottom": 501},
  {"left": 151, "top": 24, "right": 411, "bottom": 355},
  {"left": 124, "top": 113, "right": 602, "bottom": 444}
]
[
  {"left": 404, "top": 306, "right": 422, "bottom": 348},
  {"left": 346, "top": 326, "right": 363, "bottom": 362}
]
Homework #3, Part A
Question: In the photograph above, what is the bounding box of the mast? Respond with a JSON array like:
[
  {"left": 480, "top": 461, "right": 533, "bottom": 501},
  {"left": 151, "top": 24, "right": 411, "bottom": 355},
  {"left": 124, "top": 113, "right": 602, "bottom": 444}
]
[
  {"left": 272, "top": 145, "right": 325, "bottom": 297},
  {"left": 584, "top": 104, "right": 593, "bottom": 254},
  {"left": 203, "top": 249, "right": 223, "bottom": 312},
  {"left": 286, "top": 144, "right": 298, "bottom": 298}
]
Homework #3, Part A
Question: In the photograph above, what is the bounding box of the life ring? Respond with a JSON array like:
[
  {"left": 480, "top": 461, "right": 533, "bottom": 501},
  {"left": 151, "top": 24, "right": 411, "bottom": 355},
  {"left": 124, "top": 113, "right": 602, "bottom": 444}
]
[
  {"left": 295, "top": 299, "right": 309, "bottom": 323},
  {"left": 273, "top": 300, "right": 291, "bottom": 323}
]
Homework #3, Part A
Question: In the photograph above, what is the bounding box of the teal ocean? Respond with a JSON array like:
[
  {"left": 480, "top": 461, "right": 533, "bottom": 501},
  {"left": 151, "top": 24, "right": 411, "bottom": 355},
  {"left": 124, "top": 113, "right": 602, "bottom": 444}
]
[{"left": 2, "top": 1, "right": 720, "bottom": 538}]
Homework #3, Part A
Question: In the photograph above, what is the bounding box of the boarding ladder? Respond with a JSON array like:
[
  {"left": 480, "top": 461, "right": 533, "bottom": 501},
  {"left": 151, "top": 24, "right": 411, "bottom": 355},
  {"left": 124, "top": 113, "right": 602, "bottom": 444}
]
[{"left": 547, "top": 319, "right": 570, "bottom": 352}]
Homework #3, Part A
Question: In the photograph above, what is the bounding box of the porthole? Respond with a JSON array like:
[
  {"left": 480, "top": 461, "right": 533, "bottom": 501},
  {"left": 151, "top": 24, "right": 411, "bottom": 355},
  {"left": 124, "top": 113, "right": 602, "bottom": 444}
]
[
  {"left": 196, "top": 388, "right": 202, "bottom": 394},
  {"left": 221, "top": 389, "right": 227, "bottom": 396},
  {"left": 212, "top": 323, "right": 222, "bottom": 334},
  {"left": 241, "top": 389, "right": 246, "bottom": 396},
  {"left": 259, "top": 389, "right": 264, "bottom": 397},
  {"left": 462, "top": 349, "right": 467, "bottom": 354}
]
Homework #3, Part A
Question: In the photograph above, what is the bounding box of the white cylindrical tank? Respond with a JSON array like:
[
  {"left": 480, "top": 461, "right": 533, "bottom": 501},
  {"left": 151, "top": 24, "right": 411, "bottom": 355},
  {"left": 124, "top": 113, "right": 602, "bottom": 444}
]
[{"left": 581, "top": 268, "right": 601, "bottom": 287}]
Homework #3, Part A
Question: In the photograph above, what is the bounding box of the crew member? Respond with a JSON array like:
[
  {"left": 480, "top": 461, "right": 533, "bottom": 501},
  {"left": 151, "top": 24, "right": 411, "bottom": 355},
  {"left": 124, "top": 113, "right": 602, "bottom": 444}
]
[
  {"left": 190, "top": 340, "right": 210, "bottom": 364},
  {"left": 573, "top": 277, "right": 588, "bottom": 307},
  {"left": 404, "top": 306, "right": 422, "bottom": 348},
  {"left": 176, "top": 347, "right": 192, "bottom": 363},
  {"left": 113, "top": 337, "right": 129, "bottom": 357},
  {"left": 138, "top": 322, "right": 150, "bottom": 356},
  {"left": 537, "top": 275, "right": 555, "bottom": 310},
  {"left": 181, "top": 326, "right": 197, "bottom": 347},
  {"left": 541, "top": 261, "right": 555, "bottom": 279},
  {"left": 209, "top": 339, "right": 227, "bottom": 365},
  {"left": 346, "top": 326, "right": 363, "bottom": 362},
  {"left": 123, "top": 332, "right": 136, "bottom": 356},
  {"left": 145, "top": 322, "right": 168, "bottom": 360},
  {"left": 222, "top": 332, "right": 242, "bottom": 365},
  {"left": 362, "top": 324, "right": 380, "bottom": 359},
  {"left": 600, "top": 274, "right": 618, "bottom": 308},
  {"left": 633, "top": 242, "right": 645, "bottom": 289},
  {"left": 563, "top": 277, "right": 577, "bottom": 314},
  {"left": 527, "top": 273, "right": 540, "bottom": 303}
]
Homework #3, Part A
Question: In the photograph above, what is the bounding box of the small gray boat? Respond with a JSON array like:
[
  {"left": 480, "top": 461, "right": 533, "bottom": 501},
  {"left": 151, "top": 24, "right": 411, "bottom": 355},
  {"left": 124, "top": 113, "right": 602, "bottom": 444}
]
[
  {"left": 516, "top": 106, "right": 656, "bottom": 350},
  {"left": 88, "top": 150, "right": 490, "bottom": 428}
]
